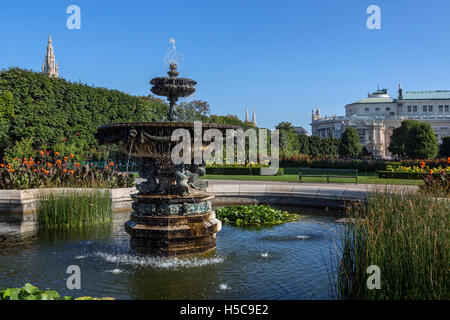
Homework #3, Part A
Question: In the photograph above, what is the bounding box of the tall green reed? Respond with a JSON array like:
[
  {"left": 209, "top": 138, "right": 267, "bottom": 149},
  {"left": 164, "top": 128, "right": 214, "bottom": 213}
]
[
  {"left": 332, "top": 190, "right": 449, "bottom": 300},
  {"left": 36, "top": 189, "right": 112, "bottom": 229}
]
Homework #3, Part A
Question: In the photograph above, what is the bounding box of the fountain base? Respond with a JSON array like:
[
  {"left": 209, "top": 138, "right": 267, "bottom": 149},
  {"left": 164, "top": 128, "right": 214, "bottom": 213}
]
[{"left": 125, "top": 193, "right": 221, "bottom": 256}]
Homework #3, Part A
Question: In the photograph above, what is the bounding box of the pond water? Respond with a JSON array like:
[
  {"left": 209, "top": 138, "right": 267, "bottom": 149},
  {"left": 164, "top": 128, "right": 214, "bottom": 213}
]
[{"left": 0, "top": 206, "right": 344, "bottom": 300}]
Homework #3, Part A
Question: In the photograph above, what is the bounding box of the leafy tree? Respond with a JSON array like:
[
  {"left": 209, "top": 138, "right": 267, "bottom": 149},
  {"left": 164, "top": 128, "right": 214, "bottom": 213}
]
[
  {"left": 388, "top": 120, "right": 416, "bottom": 158},
  {"left": 275, "top": 122, "right": 300, "bottom": 156},
  {"left": 439, "top": 136, "right": 450, "bottom": 157},
  {"left": 298, "top": 134, "right": 310, "bottom": 155},
  {"left": 308, "top": 135, "right": 322, "bottom": 157},
  {"left": 320, "top": 137, "right": 340, "bottom": 158},
  {"left": 176, "top": 100, "right": 211, "bottom": 121},
  {"left": 389, "top": 120, "right": 438, "bottom": 159},
  {"left": 405, "top": 122, "right": 438, "bottom": 159},
  {"left": 339, "top": 127, "right": 362, "bottom": 158}
]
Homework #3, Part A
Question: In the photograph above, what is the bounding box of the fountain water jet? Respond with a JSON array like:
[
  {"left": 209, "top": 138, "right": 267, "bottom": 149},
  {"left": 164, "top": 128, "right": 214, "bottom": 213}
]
[{"left": 95, "top": 40, "right": 240, "bottom": 256}]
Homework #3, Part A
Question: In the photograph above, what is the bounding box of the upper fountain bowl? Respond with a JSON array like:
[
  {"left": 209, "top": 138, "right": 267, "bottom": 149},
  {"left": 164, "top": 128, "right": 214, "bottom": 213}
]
[{"left": 150, "top": 63, "right": 196, "bottom": 99}]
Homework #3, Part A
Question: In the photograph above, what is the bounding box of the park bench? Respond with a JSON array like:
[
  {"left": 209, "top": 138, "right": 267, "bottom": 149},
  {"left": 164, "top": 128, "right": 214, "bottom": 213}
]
[{"left": 298, "top": 168, "right": 358, "bottom": 184}]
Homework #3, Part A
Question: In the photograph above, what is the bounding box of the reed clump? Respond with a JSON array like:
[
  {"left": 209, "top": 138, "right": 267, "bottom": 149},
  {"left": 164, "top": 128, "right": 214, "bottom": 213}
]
[
  {"left": 333, "top": 190, "right": 449, "bottom": 300},
  {"left": 36, "top": 189, "right": 112, "bottom": 229}
]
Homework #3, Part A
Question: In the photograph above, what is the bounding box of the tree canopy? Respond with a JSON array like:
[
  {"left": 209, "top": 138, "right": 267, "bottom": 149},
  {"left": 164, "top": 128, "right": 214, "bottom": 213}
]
[
  {"left": 388, "top": 120, "right": 438, "bottom": 159},
  {"left": 339, "top": 127, "right": 362, "bottom": 158}
]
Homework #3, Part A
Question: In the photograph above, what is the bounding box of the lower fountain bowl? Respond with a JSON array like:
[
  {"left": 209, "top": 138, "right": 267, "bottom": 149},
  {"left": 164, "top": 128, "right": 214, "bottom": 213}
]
[{"left": 125, "top": 192, "right": 222, "bottom": 256}]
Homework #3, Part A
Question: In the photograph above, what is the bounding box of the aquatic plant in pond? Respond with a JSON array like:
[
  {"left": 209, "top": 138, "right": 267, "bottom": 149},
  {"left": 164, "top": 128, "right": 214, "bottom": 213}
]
[
  {"left": 332, "top": 191, "right": 449, "bottom": 300},
  {"left": 36, "top": 189, "right": 112, "bottom": 229},
  {"left": 216, "top": 205, "right": 299, "bottom": 226},
  {"left": 0, "top": 283, "right": 114, "bottom": 300}
]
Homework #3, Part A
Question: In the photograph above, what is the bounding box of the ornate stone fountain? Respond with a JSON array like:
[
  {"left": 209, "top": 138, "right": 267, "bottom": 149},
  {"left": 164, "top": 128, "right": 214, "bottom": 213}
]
[{"left": 95, "top": 42, "right": 239, "bottom": 256}]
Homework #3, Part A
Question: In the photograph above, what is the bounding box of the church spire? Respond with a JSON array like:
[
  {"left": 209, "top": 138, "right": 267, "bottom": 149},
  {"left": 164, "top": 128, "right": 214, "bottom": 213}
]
[
  {"left": 245, "top": 107, "right": 250, "bottom": 123},
  {"left": 252, "top": 108, "right": 257, "bottom": 127},
  {"left": 42, "top": 33, "right": 59, "bottom": 78}
]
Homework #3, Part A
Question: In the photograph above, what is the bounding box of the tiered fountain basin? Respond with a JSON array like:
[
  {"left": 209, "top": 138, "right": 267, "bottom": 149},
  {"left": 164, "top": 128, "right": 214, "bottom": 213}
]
[{"left": 96, "top": 122, "right": 240, "bottom": 256}]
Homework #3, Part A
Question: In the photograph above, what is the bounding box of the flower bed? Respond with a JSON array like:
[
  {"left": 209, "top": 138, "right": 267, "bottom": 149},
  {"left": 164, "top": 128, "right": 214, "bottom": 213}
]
[
  {"left": 279, "top": 156, "right": 450, "bottom": 172},
  {"left": 379, "top": 160, "right": 450, "bottom": 180},
  {"left": 0, "top": 151, "right": 134, "bottom": 190}
]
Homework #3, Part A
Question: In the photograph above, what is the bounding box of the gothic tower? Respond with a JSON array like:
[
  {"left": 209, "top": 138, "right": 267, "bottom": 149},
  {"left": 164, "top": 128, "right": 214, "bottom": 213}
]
[
  {"left": 245, "top": 107, "right": 250, "bottom": 123},
  {"left": 42, "top": 34, "right": 59, "bottom": 78},
  {"left": 252, "top": 108, "right": 257, "bottom": 127}
]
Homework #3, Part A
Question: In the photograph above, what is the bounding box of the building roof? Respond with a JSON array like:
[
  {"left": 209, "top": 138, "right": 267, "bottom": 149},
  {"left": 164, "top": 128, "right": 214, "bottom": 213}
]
[
  {"left": 349, "top": 89, "right": 395, "bottom": 104},
  {"left": 353, "top": 97, "right": 395, "bottom": 104},
  {"left": 401, "top": 90, "right": 450, "bottom": 100}
]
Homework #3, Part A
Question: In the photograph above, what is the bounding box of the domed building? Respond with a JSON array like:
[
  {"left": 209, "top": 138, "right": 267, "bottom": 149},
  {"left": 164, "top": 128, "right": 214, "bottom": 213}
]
[{"left": 311, "top": 86, "right": 450, "bottom": 158}]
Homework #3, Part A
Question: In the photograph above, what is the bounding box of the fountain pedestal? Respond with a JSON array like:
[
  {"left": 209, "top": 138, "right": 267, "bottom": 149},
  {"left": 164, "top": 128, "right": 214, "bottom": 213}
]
[{"left": 125, "top": 192, "right": 221, "bottom": 256}]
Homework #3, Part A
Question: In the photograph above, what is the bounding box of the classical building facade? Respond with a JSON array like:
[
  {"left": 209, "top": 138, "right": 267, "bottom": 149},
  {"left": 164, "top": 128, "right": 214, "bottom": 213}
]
[
  {"left": 42, "top": 34, "right": 59, "bottom": 78},
  {"left": 311, "top": 87, "right": 450, "bottom": 158}
]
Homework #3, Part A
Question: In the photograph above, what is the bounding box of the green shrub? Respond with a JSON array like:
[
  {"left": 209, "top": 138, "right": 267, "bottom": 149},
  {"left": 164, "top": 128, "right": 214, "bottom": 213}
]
[
  {"left": 216, "top": 205, "right": 299, "bottom": 226},
  {"left": 36, "top": 189, "right": 112, "bottom": 229}
]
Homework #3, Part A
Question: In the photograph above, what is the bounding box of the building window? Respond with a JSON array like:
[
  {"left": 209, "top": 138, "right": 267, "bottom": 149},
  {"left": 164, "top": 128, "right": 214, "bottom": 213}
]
[
  {"left": 423, "top": 105, "right": 427, "bottom": 112},
  {"left": 365, "top": 108, "right": 370, "bottom": 112},
  {"left": 439, "top": 105, "right": 444, "bottom": 112},
  {"left": 376, "top": 107, "right": 380, "bottom": 111},
  {"left": 413, "top": 105, "right": 417, "bottom": 112},
  {"left": 386, "top": 107, "right": 390, "bottom": 111},
  {"left": 445, "top": 105, "right": 449, "bottom": 112},
  {"left": 429, "top": 105, "right": 433, "bottom": 112},
  {"left": 407, "top": 106, "right": 412, "bottom": 112}
]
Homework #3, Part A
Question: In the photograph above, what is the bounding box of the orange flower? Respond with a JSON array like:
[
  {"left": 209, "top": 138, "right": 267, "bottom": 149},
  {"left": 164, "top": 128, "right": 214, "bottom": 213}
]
[
  {"left": 46, "top": 162, "right": 52, "bottom": 167},
  {"left": 64, "top": 157, "right": 68, "bottom": 161},
  {"left": 109, "top": 162, "right": 114, "bottom": 167},
  {"left": 9, "top": 169, "right": 15, "bottom": 173},
  {"left": 0, "top": 164, "right": 4, "bottom": 168},
  {"left": 429, "top": 169, "right": 434, "bottom": 174},
  {"left": 55, "top": 152, "right": 60, "bottom": 156},
  {"left": 56, "top": 160, "right": 62, "bottom": 165},
  {"left": 44, "top": 170, "right": 50, "bottom": 175},
  {"left": 420, "top": 161, "right": 426, "bottom": 169},
  {"left": 70, "top": 154, "right": 74, "bottom": 159},
  {"left": 74, "top": 163, "right": 81, "bottom": 168},
  {"left": 63, "top": 169, "right": 67, "bottom": 173},
  {"left": 40, "top": 151, "right": 45, "bottom": 156},
  {"left": 447, "top": 157, "right": 450, "bottom": 164},
  {"left": 105, "top": 166, "right": 110, "bottom": 170}
]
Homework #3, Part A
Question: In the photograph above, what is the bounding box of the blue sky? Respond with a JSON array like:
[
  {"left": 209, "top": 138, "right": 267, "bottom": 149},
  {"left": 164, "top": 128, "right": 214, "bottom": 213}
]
[{"left": 1, "top": 0, "right": 450, "bottom": 130}]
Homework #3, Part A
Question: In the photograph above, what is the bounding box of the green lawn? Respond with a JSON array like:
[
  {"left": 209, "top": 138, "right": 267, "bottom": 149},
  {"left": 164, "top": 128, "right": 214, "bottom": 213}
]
[
  {"left": 204, "top": 167, "right": 424, "bottom": 186},
  {"left": 133, "top": 168, "right": 424, "bottom": 186}
]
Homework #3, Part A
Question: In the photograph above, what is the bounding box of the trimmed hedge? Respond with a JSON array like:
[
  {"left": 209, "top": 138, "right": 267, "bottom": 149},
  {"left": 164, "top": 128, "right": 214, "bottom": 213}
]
[
  {"left": 280, "top": 159, "right": 389, "bottom": 172},
  {"left": 206, "top": 166, "right": 284, "bottom": 176},
  {"left": 378, "top": 171, "right": 431, "bottom": 180}
]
